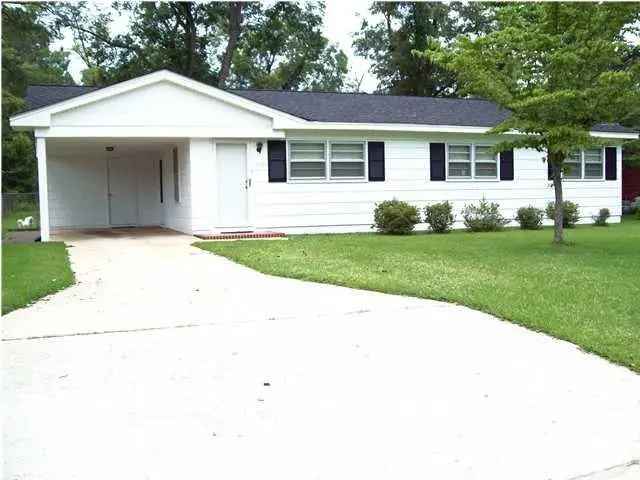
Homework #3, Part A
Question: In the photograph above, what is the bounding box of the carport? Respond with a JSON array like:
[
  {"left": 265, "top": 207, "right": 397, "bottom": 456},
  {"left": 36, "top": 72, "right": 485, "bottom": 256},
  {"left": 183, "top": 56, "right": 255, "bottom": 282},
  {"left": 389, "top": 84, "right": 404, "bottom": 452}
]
[
  {"left": 44, "top": 138, "right": 183, "bottom": 235},
  {"left": 9, "top": 70, "right": 290, "bottom": 240}
]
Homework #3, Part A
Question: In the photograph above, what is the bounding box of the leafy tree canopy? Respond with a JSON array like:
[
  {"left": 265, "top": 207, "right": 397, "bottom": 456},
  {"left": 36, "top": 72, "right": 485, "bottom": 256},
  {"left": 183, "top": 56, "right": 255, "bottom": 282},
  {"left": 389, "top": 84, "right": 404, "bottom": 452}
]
[
  {"left": 423, "top": 2, "right": 640, "bottom": 242},
  {"left": 354, "top": 1, "right": 495, "bottom": 95},
  {"left": 42, "top": 1, "right": 348, "bottom": 90},
  {"left": 2, "top": 3, "right": 72, "bottom": 192}
]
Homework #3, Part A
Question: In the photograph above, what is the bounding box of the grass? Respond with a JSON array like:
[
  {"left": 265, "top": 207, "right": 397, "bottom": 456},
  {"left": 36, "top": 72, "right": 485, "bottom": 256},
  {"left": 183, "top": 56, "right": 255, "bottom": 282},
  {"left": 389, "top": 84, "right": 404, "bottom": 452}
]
[
  {"left": 196, "top": 217, "right": 640, "bottom": 372},
  {"left": 2, "top": 207, "right": 39, "bottom": 237},
  {"left": 2, "top": 242, "right": 74, "bottom": 314}
]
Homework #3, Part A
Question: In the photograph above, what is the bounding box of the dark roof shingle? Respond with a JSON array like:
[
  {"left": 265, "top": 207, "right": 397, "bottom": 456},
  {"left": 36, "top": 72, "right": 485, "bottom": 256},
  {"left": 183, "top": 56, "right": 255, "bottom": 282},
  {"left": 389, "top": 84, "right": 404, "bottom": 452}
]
[
  {"left": 24, "top": 84, "right": 100, "bottom": 111},
  {"left": 21, "top": 83, "right": 636, "bottom": 134}
]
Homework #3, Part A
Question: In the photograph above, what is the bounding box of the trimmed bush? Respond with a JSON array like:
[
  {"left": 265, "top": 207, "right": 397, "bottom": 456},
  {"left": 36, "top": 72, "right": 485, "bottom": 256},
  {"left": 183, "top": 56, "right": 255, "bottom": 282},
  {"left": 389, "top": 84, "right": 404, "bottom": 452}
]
[
  {"left": 372, "top": 199, "right": 420, "bottom": 234},
  {"left": 461, "top": 198, "right": 510, "bottom": 232},
  {"left": 593, "top": 208, "right": 611, "bottom": 227},
  {"left": 546, "top": 201, "right": 580, "bottom": 228},
  {"left": 423, "top": 201, "right": 455, "bottom": 233},
  {"left": 515, "top": 206, "right": 544, "bottom": 230}
]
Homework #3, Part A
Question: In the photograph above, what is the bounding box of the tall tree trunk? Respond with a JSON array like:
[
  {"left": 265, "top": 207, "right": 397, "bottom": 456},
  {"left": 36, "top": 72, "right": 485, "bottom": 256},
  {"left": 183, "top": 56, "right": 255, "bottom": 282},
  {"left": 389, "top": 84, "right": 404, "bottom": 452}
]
[
  {"left": 181, "top": 3, "right": 196, "bottom": 77},
  {"left": 218, "top": 2, "right": 242, "bottom": 88},
  {"left": 550, "top": 152, "right": 564, "bottom": 244}
]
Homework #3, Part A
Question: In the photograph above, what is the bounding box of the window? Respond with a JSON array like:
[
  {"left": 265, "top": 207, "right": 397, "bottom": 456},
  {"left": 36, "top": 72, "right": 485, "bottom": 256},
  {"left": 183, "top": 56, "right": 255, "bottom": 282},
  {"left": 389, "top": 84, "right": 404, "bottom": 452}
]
[
  {"left": 564, "top": 151, "right": 582, "bottom": 179},
  {"left": 447, "top": 145, "right": 472, "bottom": 178},
  {"left": 173, "top": 147, "right": 180, "bottom": 202},
  {"left": 564, "top": 148, "right": 604, "bottom": 180},
  {"left": 584, "top": 148, "right": 603, "bottom": 179},
  {"left": 447, "top": 144, "right": 498, "bottom": 180},
  {"left": 287, "top": 141, "right": 368, "bottom": 181},
  {"left": 474, "top": 145, "right": 498, "bottom": 178},
  {"left": 330, "top": 142, "right": 365, "bottom": 179},
  {"left": 289, "top": 142, "right": 326, "bottom": 179}
]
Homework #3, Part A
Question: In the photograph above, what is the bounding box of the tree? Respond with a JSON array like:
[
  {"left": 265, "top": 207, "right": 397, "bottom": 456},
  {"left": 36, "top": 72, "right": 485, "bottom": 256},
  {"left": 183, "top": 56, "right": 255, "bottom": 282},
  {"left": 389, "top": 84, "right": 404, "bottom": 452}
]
[
  {"left": 2, "top": 3, "right": 72, "bottom": 192},
  {"left": 43, "top": 2, "right": 227, "bottom": 85},
  {"left": 425, "top": 3, "right": 640, "bottom": 243},
  {"left": 44, "top": 1, "right": 348, "bottom": 91},
  {"left": 230, "top": 2, "right": 348, "bottom": 91},
  {"left": 354, "top": 2, "right": 495, "bottom": 95}
]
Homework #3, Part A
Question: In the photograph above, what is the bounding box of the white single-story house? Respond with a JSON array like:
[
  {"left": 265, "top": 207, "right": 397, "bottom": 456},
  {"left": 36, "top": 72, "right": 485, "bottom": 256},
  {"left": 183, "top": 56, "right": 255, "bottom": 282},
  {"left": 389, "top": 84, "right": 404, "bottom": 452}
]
[{"left": 10, "top": 69, "right": 638, "bottom": 240}]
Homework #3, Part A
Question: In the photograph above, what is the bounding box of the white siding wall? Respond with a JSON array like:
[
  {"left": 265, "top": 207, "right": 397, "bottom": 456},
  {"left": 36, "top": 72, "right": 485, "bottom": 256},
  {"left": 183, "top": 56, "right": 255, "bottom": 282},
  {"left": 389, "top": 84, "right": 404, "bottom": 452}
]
[
  {"left": 52, "top": 81, "right": 273, "bottom": 130},
  {"left": 45, "top": 131, "right": 623, "bottom": 236},
  {"left": 48, "top": 154, "right": 110, "bottom": 229},
  {"left": 189, "top": 138, "right": 216, "bottom": 233},
  {"left": 47, "top": 152, "right": 162, "bottom": 230},
  {"left": 160, "top": 142, "right": 192, "bottom": 233},
  {"left": 136, "top": 156, "right": 162, "bottom": 226},
  {"left": 249, "top": 131, "right": 623, "bottom": 233}
]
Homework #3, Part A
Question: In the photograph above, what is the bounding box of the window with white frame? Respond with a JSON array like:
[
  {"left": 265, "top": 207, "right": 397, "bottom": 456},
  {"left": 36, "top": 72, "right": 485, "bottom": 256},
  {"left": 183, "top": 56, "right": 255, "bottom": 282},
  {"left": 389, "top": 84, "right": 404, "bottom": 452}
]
[
  {"left": 564, "top": 151, "right": 582, "bottom": 179},
  {"left": 447, "top": 145, "right": 472, "bottom": 178},
  {"left": 447, "top": 144, "right": 498, "bottom": 179},
  {"left": 564, "top": 148, "right": 603, "bottom": 180},
  {"left": 330, "top": 142, "right": 365, "bottom": 179},
  {"left": 474, "top": 145, "right": 498, "bottom": 178},
  {"left": 288, "top": 140, "right": 367, "bottom": 181},
  {"left": 289, "top": 142, "right": 326, "bottom": 179},
  {"left": 584, "top": 148, "right": 603, "bottom": 179}
]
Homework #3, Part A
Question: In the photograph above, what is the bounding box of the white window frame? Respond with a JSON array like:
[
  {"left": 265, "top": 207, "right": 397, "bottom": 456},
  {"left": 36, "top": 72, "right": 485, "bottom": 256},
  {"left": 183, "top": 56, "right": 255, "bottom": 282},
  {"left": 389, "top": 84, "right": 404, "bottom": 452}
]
[
  {"left": 583, "top": 147, "right": 605, "bottom": 180},
  {"left": 446, "top": 143, "right": 500, "bottom": 181},
  {"left": 287, "top": 140, "right": 327, "bottom": 181},
  {"left": 286, "top": 139, "right": 369, "bottom": 183},
  {"left": 329, "top": 141, "right": 367, "bottom": 181},
  {"left": 564, "top": 147, "right": 605, "bottom": 181}
]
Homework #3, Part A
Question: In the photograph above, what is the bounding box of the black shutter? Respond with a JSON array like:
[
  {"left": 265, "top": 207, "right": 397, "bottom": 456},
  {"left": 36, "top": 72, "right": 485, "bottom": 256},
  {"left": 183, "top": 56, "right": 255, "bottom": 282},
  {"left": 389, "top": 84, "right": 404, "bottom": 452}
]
[
  {"left": 548, "top": 161, "right": 553, "bottom": 180},
  {"left": 430, "top": 143, "right": 446, "bottom": 181},
  {"left": 368, "top": 141, "right": 385, "bottom": 181},
  {"left": 159, "top": 159, "right": 163, "bottom": 203},
  {"left": 499, "top": 150, "right": 514, "bottom": 181},
  {"left": 605, "top": 147, "right": 617, "bottom": 180},
  {"left": 268, "top": 140, "right": 287, "bottom": 182}
]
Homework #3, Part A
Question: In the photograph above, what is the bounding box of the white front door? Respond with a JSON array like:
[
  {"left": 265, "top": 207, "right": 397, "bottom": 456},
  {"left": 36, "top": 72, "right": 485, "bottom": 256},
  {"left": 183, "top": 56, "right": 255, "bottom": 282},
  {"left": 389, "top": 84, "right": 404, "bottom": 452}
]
[
  {"left": 108, "top": 157, "right": 138, "bottom": 226},
  {"left": 217, "top": 143, "right": 249, "bottom": 228}
]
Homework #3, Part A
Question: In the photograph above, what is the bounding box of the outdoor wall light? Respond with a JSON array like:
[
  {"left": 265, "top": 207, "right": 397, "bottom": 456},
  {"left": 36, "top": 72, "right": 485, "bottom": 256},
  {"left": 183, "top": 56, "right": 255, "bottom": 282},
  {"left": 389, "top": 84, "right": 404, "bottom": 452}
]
[{"left": 256, "top": 142, "right": 263, "bottom": 154}]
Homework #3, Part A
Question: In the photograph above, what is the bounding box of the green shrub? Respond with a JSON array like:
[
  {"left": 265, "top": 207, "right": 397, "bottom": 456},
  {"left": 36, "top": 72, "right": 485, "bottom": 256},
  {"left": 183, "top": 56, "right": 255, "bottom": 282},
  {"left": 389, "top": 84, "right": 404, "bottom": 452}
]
[
  {"left": 593, "top": 208, "right": 611, "bottom": 227},
  {"left": 423, "top": 201, "right": 455, "bottom": 233},
  {"left": 461, "top": 198, "right": 510, "bottom": 232},
  {"left": 636, "top": 208, "right": 640, "bottom": 221},
  {"left": 545, "top": 201, "right": 580, "bottom": 228},
  {"left": 372, "top": 199, "right": 420, "bottom": 234},
  {"left": 515, "top": 206, "right": 544, "bottom": 230}
]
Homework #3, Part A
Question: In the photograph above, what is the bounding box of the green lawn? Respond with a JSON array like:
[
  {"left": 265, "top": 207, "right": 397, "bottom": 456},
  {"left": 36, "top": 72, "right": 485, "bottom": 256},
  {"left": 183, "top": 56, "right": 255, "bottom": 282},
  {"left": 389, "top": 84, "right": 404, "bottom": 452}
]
[
  {"left": 196, "top": 217, "right": 640, "bottom": 372},
  {"left": 2, "top": 207, "right": 39, "bottom": 237},
  {"left": 2, "top": 242, "right": 74, "bottom": 314}
]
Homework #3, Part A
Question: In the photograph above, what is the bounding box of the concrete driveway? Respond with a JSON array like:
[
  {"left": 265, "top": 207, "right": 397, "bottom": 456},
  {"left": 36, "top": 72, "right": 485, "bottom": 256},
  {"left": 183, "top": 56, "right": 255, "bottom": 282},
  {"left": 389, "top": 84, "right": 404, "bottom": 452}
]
[{"left": 3, "top": 228, "right": 640, "bottom": 480}]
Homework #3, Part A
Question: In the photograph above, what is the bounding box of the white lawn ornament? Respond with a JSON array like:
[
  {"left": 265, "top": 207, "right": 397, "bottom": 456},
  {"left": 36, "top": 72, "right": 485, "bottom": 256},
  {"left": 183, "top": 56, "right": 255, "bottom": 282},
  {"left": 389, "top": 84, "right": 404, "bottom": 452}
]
[{"left": 16, "top": 216, "right": 34, "bottom": 229}]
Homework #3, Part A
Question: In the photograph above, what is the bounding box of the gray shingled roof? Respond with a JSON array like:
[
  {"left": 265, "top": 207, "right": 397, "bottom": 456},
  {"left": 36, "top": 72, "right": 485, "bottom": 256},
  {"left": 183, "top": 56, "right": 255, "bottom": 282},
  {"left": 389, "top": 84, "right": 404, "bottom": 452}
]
[
  {"left": 24, "top": 85, "right": 100, "bottom": 111},
  {"left": 22, "top": 83, "right": 636, "bottom": 134}
]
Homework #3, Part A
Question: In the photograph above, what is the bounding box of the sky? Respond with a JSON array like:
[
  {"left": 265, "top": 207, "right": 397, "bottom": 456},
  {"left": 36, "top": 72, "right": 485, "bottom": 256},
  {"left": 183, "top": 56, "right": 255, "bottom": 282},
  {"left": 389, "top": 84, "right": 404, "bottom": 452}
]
[{"left": 53, "top": 0, "right": 379, "bottom": 92}]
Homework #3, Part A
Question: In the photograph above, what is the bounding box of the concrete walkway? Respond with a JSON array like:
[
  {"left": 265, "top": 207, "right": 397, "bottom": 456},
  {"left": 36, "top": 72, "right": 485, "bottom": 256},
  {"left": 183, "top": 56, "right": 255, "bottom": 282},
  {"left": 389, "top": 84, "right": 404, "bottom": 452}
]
[{"left": 3, "top": 228, "right": 640, "bottom": 479}]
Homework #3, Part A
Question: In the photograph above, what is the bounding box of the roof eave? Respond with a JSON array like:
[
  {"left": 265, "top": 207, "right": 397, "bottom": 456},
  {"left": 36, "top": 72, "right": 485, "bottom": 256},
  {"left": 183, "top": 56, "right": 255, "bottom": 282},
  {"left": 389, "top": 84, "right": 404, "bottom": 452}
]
[{"left": 282, "top": 121, "right": 638, "bottom": 138}]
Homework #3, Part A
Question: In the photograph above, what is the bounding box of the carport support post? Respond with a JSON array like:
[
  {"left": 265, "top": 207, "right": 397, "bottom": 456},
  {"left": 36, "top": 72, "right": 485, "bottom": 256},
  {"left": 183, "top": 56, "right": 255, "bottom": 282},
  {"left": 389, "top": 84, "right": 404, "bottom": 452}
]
[{"left": 36, "top": 136, "right": 50, "bottom": 241}]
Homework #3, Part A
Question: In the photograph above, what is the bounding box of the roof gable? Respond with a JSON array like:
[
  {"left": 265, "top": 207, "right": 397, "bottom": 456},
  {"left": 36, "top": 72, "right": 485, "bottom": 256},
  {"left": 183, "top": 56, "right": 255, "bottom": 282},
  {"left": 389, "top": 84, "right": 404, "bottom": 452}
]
[{"left": 10, "top": 70, "right": 304, "bottom": 129}]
